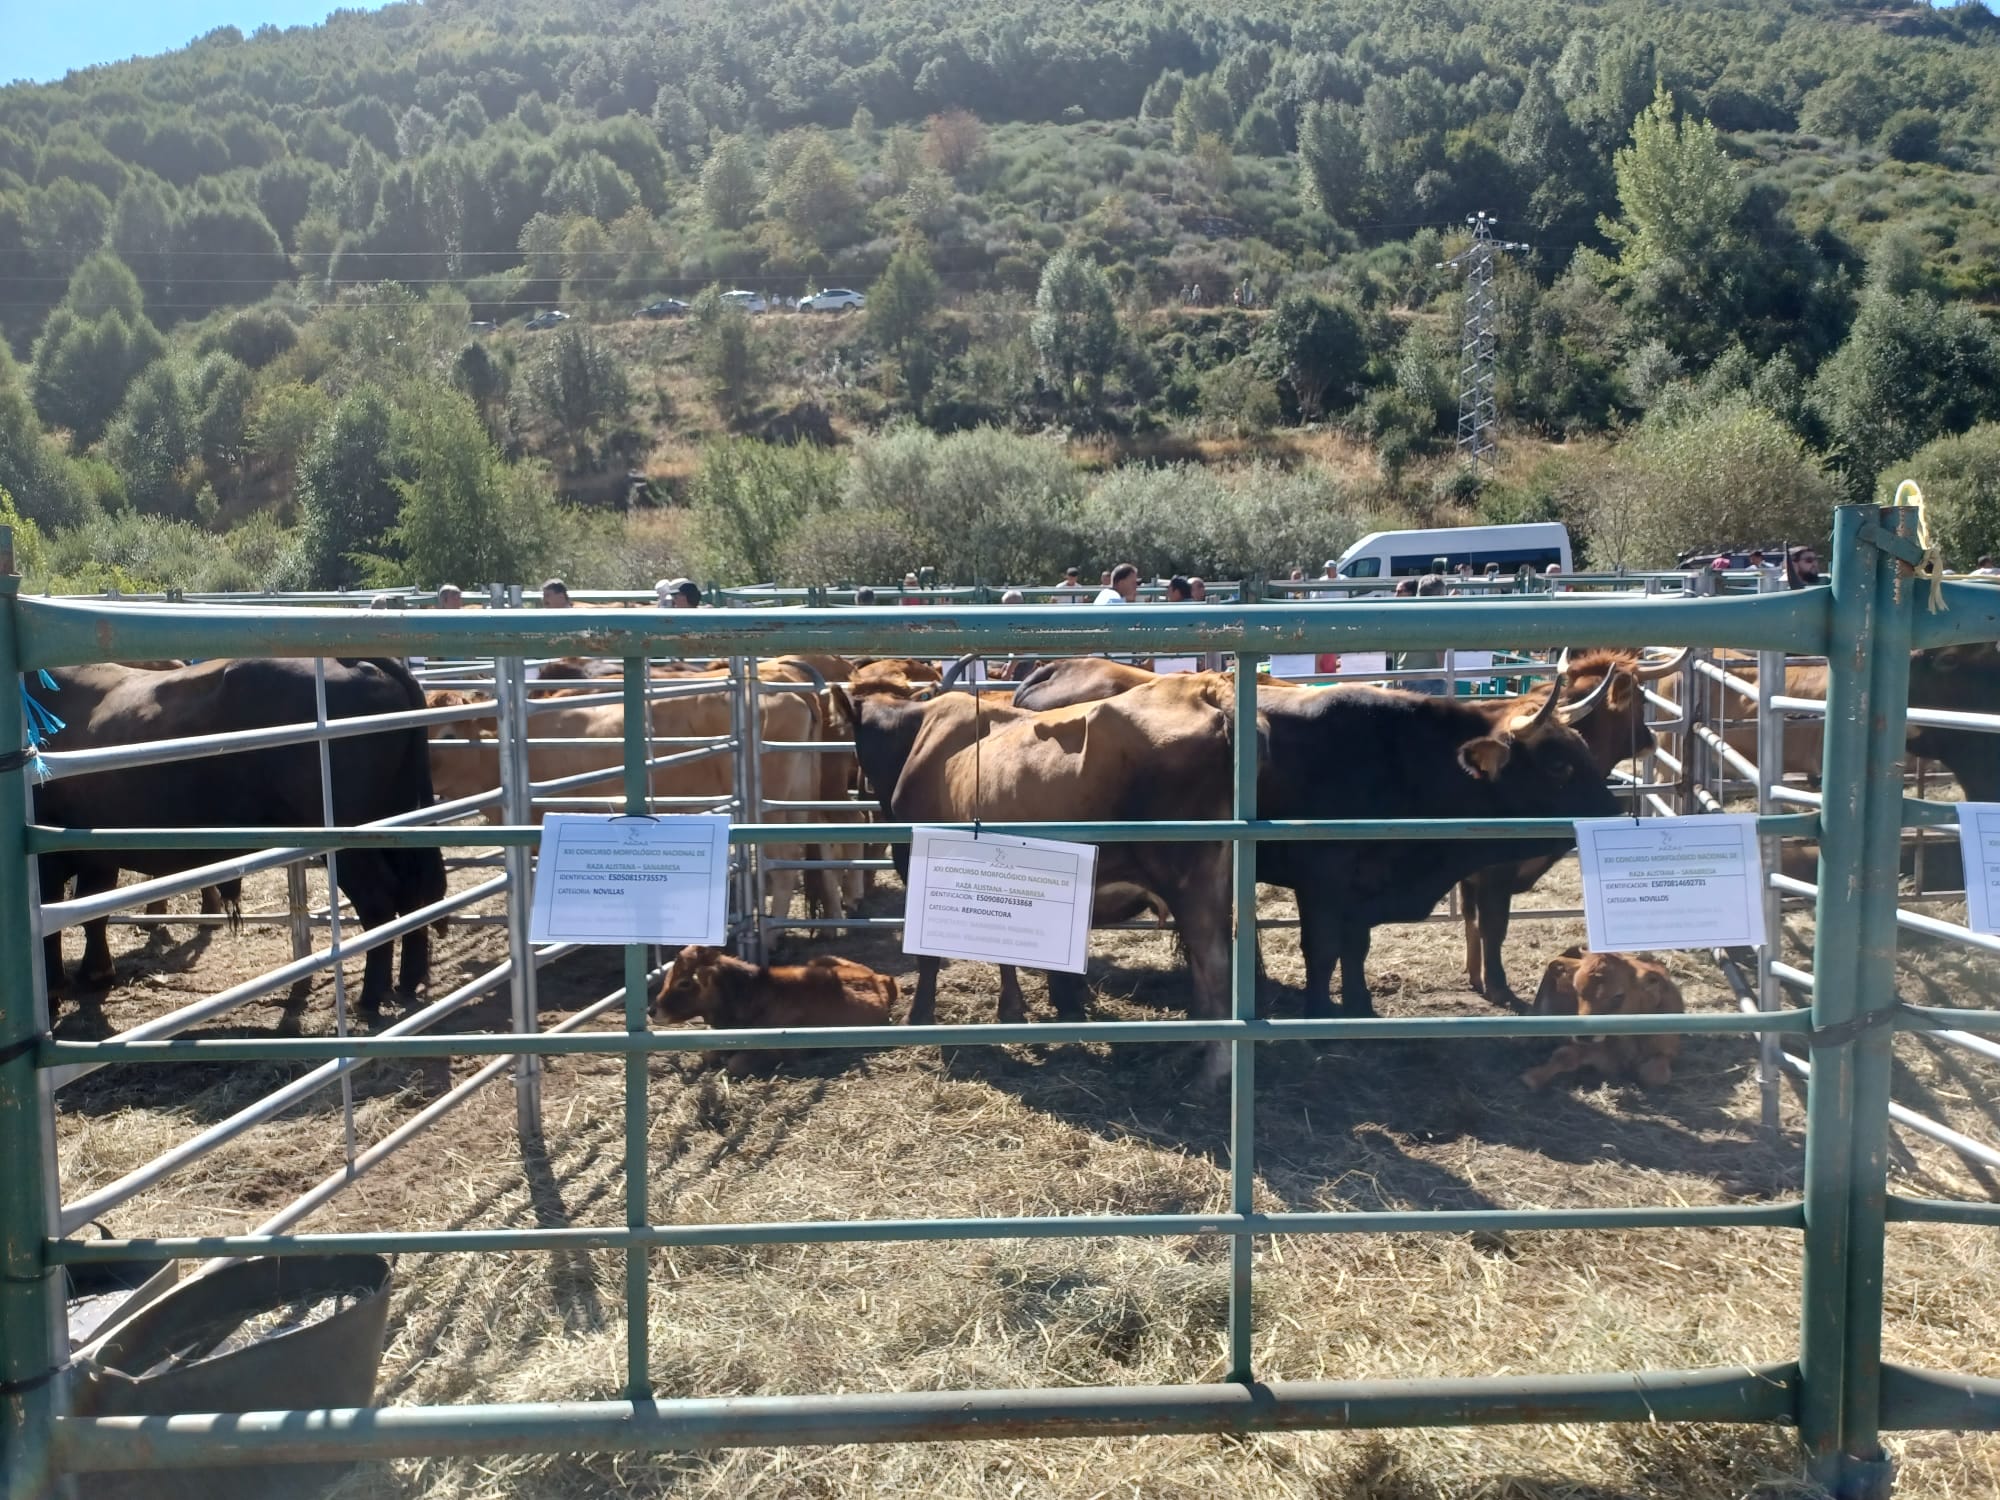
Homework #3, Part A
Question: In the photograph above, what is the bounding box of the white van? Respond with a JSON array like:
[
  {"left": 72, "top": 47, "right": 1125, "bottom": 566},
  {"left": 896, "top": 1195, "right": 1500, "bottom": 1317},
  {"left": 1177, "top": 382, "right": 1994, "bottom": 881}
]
[{"left": 1333, "top": 522, "right": 1573, "bottom": 581}]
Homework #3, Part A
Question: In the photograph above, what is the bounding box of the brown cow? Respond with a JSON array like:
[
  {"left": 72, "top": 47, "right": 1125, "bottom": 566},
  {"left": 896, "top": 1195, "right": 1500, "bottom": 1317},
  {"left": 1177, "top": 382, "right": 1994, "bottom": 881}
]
[
  {"left": 1523, "top": 947, "right": 1684, "bottom": 1090},
  {"left": 425, "top": 677, "right": 820, "bottom": 918},
  {"left": 651, "top": 944, "right": 897, "bottom": 1074}
]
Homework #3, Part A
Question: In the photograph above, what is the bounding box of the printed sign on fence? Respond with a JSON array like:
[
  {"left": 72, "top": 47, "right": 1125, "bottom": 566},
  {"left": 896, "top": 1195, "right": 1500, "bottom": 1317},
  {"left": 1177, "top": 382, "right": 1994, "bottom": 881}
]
[
  {"left": 1575, "top": 814, "right": 1767, "bottom": 952},
  {"left": 528, "top": 813, "right": 730, "bottom": 945},
  {"left": 902, "top": 828, "right": 1098, "bottom": 973},
  {"left": 1955, "top": 803, "right": 2000, "bottom": 934}
]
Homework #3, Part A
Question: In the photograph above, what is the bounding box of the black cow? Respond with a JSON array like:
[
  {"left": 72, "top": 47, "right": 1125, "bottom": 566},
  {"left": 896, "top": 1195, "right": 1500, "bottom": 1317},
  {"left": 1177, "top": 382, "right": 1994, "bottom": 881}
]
[
  {"left": 1907, "top": 643, "right": 2000, "bottom": 801},
  {"left": 1256, "top": 680, "right": 1623, "bottom": 1018},
  {"left": 28, "top": 658, "right": 445, "bottom": 1012}
]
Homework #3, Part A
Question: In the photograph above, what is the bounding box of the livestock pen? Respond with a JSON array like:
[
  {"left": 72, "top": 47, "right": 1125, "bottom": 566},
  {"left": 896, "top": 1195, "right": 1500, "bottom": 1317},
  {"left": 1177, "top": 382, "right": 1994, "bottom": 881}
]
[{"left": 1, "top": 504, "right": 1996, "bottom": 1500}]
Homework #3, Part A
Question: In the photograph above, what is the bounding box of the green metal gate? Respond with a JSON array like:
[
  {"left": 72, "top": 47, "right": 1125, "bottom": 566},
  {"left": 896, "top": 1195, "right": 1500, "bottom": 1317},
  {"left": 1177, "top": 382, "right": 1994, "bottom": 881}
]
[{"left": 3, "top": 502, "right": 1997, "bottom": 1500}]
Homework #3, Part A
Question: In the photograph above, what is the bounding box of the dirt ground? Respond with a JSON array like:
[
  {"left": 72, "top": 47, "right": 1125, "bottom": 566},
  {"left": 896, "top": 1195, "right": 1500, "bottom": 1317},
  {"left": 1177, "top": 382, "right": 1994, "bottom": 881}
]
[{"left": 46, "top": 839, "right": 2000, "bottom": 1500}]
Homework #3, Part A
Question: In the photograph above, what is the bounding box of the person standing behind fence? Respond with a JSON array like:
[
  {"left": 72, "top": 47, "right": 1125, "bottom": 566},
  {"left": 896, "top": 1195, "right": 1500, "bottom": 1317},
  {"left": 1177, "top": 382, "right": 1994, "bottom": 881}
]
[
  {"left": 1095, "top": 563, "right": 1140, "bottom": 605},
  {"left": 1394, "top": 574, "right": 1448, "bottom": 694},
  {"left": 1786, "top": 545, "right": 1823, "bottom": 588},
  {"left": 1057, "top": 565, "right": 1088, "bottom": 603},
  {"left": 854, "top": 587, "right": 876, "bottom": 605},
  {"left": 436, "top": 583, "right": 463, "bottom": 609}
]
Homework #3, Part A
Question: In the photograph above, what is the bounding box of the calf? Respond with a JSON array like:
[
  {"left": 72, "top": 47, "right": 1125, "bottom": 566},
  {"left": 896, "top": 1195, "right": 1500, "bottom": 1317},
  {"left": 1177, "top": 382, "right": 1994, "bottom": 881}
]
[
  {"left": 651, "top": 945, "right": 898, "bottom": 1075},
  {"left": 1524, "top": 948, "right": 1683, "bottom": 1090}
]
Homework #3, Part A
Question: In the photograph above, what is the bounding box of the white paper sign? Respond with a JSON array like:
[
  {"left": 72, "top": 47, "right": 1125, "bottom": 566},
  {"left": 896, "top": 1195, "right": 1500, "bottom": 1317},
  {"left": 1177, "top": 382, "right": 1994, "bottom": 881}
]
[
  {"left": 1334, "top": 651, "right": 1389, "bottom": 676},
  {"left": 1956, "top": 803, "right": 2000, "bottom": 933},
  {"left": 902, "top": 828, "right": 1099, "bottom": 972},
  {"left": 1154, "top": 657, "right": 1198, "bottom": 674},
  {"left": 528, "top": 813, "right": 730, "bottom": 945},
  {"left": 1267, "top": 653, "right": 1318, "bottom": 679},
  {"left": 1575, "top": 814, "right": 1767, "bottom": 952}
]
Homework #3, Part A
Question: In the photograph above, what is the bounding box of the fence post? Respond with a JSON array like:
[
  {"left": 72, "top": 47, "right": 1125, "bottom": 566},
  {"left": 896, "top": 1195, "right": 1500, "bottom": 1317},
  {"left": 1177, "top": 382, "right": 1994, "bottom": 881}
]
[
  {"left": 1797, "top": 504, "right": 1880, "bottom": 1486},
  {"left": 1756, "top": 572, "right": 1784, "bottom": 1134},
  {"left": 1836, "top": 504, "right": 1917, "bottom": 1500},
  {"left": 621, "top": 655, "right": 653, "bottom": 1400},
  {"left": 285, "top": 863, "right": 312, "bottom": 960},
  {"left": 0, "top": 528, "right": 64, "bottom": 1500},
  {"left": 1677, "top": 648, "right": 1699, "bottom": 815},
  {"left": 1227, "top": 652, "right": 1258, "bottom": 1384},
  {"left": 745, "top": 656, "right": 768, "bottom": 965},
  {"left": 493, "top": 586, "right": 540, "bottom": 1139}
]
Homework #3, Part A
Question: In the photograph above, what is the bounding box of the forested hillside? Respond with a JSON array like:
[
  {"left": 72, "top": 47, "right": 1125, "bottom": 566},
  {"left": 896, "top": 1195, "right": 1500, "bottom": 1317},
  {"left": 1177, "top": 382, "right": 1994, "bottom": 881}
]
[{"left": 6, "top": 0, "right": 2000, "bottom": 592}]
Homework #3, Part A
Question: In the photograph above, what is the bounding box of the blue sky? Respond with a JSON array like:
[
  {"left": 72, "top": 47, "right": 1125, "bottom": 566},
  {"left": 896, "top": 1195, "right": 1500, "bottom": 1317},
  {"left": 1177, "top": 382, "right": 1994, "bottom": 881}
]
[{"left": 9, "top": 1, "right": 390, "bottom": 85}]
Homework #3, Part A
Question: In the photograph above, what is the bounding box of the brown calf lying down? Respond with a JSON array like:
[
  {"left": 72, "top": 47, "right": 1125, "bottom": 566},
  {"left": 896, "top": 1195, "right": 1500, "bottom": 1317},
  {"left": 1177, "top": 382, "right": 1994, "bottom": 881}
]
[
  {"left": 651, "top": 945, "right": 898, "bottom": 1075},
  {"left": 1524, "top": 946, "right": 1684, "bottom": 1090}
]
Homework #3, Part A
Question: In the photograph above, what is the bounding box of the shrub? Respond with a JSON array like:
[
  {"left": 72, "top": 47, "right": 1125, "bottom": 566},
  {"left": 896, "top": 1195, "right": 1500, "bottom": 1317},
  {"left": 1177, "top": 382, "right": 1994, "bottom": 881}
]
[
  {"left": 1612, "top": 396, "right": 1838, "bottom": 567},
  {"left": 1887, "top": 424, "right": 2000, "bottom": 567},
  {"left": 688, "top": 438, "right": 845, "bottom": 583}
]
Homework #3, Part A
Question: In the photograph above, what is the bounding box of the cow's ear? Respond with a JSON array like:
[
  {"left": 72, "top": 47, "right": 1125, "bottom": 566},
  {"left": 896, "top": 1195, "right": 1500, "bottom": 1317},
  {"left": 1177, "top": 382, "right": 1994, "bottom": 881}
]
[{"left": 1459, "top": 734, "right": 1513, "bottom": 780}]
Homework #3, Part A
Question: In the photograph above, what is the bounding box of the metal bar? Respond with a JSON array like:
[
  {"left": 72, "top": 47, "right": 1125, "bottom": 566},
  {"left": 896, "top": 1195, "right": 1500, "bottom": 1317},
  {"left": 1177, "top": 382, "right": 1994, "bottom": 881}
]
[
  {"left": 1798, "top": 504, "right": 1876, "bottom": 1483},
  {"left": 1772, "top": 872, "right": 2000, "bottom": 959},
  {"left": 0, "top": 534, "right": 62, "bottom": 1500},
  {"left": 746, "top": 656, "right": 768, "bottom": 962},
  {"left": 1841, "top": 513, "right": 1916, "bottom": 1493},
  {"left": 29, "top": 813, "right": 1825, "bottom": 854},
  {"left": 1879, "top": 1364, "right": 2000, "bottom": 1433},
  {"left": 47, "top": 1367, "right": 1802, "bottom": 1472},
  {"left": 495, "top": 623, "right": 542, "bottom": 1146},
  {"left": 1886, "top": 1197, "right": 2000, "bottom": 1227},
  {"left": 53, "top": 1201, "right": 1809, "bottom": 1265},
  {"left": 1229, "top": 652, "right": 1256, "bottom": 1384},
  {"left": 622, "top": 656, "right": 651, "bottom": 1399},
  {"left": 48, "top": 876, "right": 507, "bottom": 1090},
  {"left": 312, "top": 656, "right": 358, "bottom": 1177},
  {"left": 13, "top": 593, "right": 1828, "bottom": 671},
  {"left": 56, "top": 942, "right": 567, "bottom": 1233},
  {"left": 41, "top": 1007, "right": 1816, "bottom": 1067},
  {"left": 1756, "top": 583, "right": 1785, "bottom": 1134},
  {"left": 208, "top": 954, "right": 609, "bottom": 1268}
]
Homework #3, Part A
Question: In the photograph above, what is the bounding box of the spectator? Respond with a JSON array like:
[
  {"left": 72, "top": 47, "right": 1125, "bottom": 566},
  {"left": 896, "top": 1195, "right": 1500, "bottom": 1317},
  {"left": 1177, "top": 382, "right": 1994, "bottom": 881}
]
[
  {"left": 1288, "top": 567, "right": 1305, "bottom": 582},
  {"left": 1096, "top": 563, "right": 1140, "bottom": 604},
  {"left": 1058, "top": 565, "right": 1087, "bottom": 603},
  {"left": 540, "top": 578, "right": 572, "bottom": 609},
  {"left": 655, "top": 578, "right": 701, "bottom": 609},
  {"left": 1748, "top": 549, "right": 1778, "bottom": 580},
  {"left": 367, "top": 594, "right": 393, "bottom": 610},
  {"left": 435, "top": 584, "right": 463, "bottom": 609},
  {"left": 1166, "top": 575, "right": 1193, "bottom": 602},
  {"left": 901, "top": 572, "right": 924, "bottom": 606},
  {"left": 855, "top": 586, "right": 877, "bottom": 605},
  {"left": 1394, "top": 574, "right": 1448, "bottom": 694},
  {"left": 1100, "top": 570, "right": 1113, "bottom": 587},
  {"left": 1188, "top": 577, "right": 1207, "bottom": 601},
  {"left": 1786, "top": 546, "right": 1823, "bottom": 588},
  {"left": 1976, "top": 556, "right": 2000, "bottom": 577}
]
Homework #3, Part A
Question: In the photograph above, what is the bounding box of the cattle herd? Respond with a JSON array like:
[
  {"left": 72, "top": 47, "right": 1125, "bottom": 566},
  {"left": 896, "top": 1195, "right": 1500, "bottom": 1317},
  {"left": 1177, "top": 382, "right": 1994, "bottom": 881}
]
[{"left": 24, "top": 639, "right": 2000, "bottom": 1095}]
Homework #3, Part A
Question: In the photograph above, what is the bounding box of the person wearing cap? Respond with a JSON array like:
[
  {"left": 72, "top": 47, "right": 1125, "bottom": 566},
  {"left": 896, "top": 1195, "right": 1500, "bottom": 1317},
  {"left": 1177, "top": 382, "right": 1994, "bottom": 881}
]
[
  {"left": 901, "top": 572, "right": 924, "bottom": 606},
  {"left": 855, "top": 586, "right": 877, "bottom": 604},
  {"left": 655, "top": 578, "right": 701, "bottom": 609},
  {"left": 435, "top": 583, "right": 463, "bottom": 609},
  {"left": 540, "top": 579, "right": 572, "bottom": 609}
]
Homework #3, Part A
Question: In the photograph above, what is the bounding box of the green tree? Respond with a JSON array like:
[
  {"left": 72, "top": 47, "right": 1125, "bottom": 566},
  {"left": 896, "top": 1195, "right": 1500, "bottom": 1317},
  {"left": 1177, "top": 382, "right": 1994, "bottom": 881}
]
[
  {"left": 104, "top": 359, "right": 198, "bottom": 519},
  {"left": 700, "top": 135, "right": 759, "bottom": 232},
  {"left": 525, "top": 324, "right": 632, "bottom": 470},
  {"left": 560, "top": 216, "right": 614, "bottom": 307},
  {"left": 384, "top": 387, "right": 561, "bottom": 587},
  {"left": 765, "top": 131, "right": 863, "bottom": 249},
  {"left": 1171, "top": 78, "right": 1235, "bottom": 153},
  {"left": 1812, "top": 291, "right": 2000, "bottom": 498},
  {"left": 295, "top": 386, "right": 398, "bottom": 587},
  {"left": 29, "top": 292, "right": 168, "bottom": 448},
  {"left": 1876, "top": 109, "right": 1941, "bottom": 164},
  {"left": 1888, "top": 425, "right": 2000, "bottom": 566},
  {"left": 1601, "top": 86, "right": 1744, "bottom": 281},
  {"left": 1030, "top": 249, "right": 1119, "bottom": 409},
  {"left": 1258, "top": 291, "right": 1368, "bottom": 420},
  {"left": 688, "top": 438, "right": 844, "bottom": 582},
  {"left": 868, "top": 244, "right": 942, "bottom": 402},
  {"left": 0, "top": 343, "right": 96, "bottom": 533},
  {"left": 1616, "top": 395, "right": 1838, "bottom": 567},
  {"left": 1296, "top": 102, "right": 1368, "bottom": 226}
]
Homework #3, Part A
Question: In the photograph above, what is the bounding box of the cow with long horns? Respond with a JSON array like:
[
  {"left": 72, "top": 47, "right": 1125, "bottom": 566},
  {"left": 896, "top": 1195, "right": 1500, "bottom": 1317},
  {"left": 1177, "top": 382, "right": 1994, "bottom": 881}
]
[{"left": 1255, "top": 652, "right": 1624, "bottom": 1018}]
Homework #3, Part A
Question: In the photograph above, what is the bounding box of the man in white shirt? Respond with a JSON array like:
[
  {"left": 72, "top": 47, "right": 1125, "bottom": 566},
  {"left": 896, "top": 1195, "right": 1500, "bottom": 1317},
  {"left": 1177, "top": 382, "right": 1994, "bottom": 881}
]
[{"left": 1094, "top": 563, "right": 1140, "bottom": 604}]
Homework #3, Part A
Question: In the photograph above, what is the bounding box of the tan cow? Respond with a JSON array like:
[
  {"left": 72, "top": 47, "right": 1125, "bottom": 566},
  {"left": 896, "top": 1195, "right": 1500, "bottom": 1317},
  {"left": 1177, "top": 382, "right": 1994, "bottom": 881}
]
[
  {"left": 425, "top": 678, "right": 819, "bottom": 918},
  {"left": 651, "top": 944, "right": 897, "bottom": 1074},
  {"left": 1524, "top": 947, "right": 1684, "bottom": 1090}
]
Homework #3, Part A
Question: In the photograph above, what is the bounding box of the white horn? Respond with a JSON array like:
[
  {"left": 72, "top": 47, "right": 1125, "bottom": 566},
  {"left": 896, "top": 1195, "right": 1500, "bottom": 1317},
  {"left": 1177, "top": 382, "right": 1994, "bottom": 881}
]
[
  {"left": 1506, "top": 650, "right": 1570, "bottom": 733},
  {"left": 1633, "top": 647, "right": 1691, "bottom": 681},
  {"left": 1555, "top": 665, "right": 1618, "bottom": 726}
]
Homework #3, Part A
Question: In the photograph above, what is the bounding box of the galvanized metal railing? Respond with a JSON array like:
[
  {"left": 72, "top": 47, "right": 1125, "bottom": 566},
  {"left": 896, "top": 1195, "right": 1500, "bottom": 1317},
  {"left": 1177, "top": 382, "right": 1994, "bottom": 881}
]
[{"left": 0, "top": 506, "right": 1991, "bottom": 1499}]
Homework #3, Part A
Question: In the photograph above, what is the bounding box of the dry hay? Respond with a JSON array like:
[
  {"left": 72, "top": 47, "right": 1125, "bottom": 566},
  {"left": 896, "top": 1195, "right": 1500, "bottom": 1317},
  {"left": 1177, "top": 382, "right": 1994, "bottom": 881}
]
[{"left": 46, "top": 850, "right": 2000, "bottom": 1500}]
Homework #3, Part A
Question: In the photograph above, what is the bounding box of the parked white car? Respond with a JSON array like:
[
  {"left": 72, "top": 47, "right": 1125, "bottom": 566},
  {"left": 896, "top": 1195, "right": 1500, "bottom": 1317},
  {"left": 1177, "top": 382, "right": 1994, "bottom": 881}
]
[
  {"left": 719, "top": 290, "right": 768, "bottom": 313},
  {"left": 797, "top": 288, "right": 866, "bottom": 312}
]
